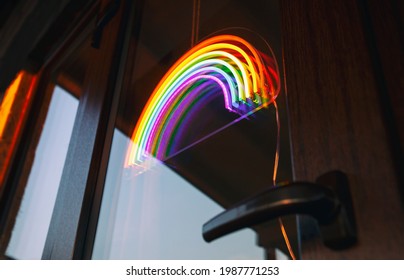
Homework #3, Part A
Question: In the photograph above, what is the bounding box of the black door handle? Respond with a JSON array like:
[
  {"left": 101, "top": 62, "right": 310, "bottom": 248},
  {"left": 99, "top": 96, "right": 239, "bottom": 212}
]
[{"left": 203, "top": 171, "right": 357, "bottom": 250}]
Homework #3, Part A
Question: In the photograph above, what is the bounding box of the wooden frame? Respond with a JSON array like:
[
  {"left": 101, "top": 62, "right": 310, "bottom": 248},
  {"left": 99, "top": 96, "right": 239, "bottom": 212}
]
[
  {"left": 281, "top": 0, "right": 404, "bottom": 259},
  {"left": 0, "top": 0, "right": 132, "bottom": 260}
]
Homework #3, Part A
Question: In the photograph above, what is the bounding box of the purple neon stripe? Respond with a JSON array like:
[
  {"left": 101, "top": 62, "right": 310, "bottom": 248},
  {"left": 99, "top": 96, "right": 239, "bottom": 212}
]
[
  {"left": 153, "top": 75, "right": 231, "bottom": 160},
  {"left": 146, "top": 73, "right": 232, "bottom": 158}
]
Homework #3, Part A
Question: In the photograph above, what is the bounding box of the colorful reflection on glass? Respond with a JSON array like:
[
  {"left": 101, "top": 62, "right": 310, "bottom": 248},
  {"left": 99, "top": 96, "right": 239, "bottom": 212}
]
[
  {"left": 125, "top": 35, "right": 280, "bottom": 171},
  {"left": 0, "top": 71, "right": 37, "bottom": 186}
]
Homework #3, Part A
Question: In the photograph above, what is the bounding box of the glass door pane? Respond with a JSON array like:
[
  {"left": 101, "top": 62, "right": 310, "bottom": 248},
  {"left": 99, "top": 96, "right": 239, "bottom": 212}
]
[{"left": 93, "top": 0, "right": 292, "bottom": 259}]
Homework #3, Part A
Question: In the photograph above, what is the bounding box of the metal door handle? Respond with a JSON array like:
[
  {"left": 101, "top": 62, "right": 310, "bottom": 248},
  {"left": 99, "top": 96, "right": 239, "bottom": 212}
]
[{"left": 203, "top": 171, "right": 357, "bottom": 250}]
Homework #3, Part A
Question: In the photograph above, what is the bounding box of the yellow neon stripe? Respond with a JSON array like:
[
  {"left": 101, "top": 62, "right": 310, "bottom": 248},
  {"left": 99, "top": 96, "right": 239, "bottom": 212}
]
[{"left": 178, "top": 44, "right": 257, "bottom": 96}]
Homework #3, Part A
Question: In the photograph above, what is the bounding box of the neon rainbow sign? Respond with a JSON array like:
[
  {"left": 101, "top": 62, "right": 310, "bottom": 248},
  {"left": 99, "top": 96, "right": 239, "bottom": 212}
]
[{"left": 125, "top": 34, "right": 280, "bottom": 169}]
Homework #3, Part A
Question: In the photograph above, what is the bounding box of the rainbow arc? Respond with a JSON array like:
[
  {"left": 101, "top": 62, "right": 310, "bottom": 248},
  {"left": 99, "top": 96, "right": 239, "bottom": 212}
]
[{"left": 125, "top": 34, "right": 280, "bottom": 169}]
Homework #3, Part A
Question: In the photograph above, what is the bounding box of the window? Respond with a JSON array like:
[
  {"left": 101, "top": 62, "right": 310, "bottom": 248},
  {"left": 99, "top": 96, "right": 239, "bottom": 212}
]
[
  {"left": 91, "top": 0, "right": 294, "bottom": 259},
  {"left": 6, "top": 86, "right": 79, "bottom": 259},
  {"left": 2, "top": 31, "right": 94, "bottom": 259},
  {"left": 1, "top": 0, "right": 295, "bottom": 260}
]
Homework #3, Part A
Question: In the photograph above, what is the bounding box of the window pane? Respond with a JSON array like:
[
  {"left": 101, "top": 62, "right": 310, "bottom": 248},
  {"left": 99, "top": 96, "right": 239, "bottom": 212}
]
[
  {"left": 5, "top": 33, "right": 92, "bottom": 259},
  {"left": 93, "top": 129, "right": 263, "bottom": 259},
  {"left": 6, "top": 86, "right": 78, "bottom": 259},
  {"left": 93, "top": 0, "right": 290, "bottom": 259}
]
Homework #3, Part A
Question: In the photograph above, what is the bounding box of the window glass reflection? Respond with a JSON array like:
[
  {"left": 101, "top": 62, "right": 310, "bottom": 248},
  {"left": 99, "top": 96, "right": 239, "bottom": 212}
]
[
  {"left": 93, "top": 0, "right": 288, "bottom": 259},
  {"left": 93, "top": 129, "right": 263, "bottom": 259}
]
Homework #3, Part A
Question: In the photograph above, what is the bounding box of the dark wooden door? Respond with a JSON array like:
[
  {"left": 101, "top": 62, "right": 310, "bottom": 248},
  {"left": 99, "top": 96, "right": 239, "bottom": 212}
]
[{"left": 281, "top": 0, "right": 404, "bottom": 259}]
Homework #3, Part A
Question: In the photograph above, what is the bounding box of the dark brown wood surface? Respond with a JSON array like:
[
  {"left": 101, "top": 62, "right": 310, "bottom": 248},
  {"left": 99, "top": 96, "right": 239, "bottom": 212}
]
[
  {"left": 366, "top": 0, "right": 404, "bottom": 189},
  {"left": 281, "top": 0, "right": 404, "bottom": 259}
]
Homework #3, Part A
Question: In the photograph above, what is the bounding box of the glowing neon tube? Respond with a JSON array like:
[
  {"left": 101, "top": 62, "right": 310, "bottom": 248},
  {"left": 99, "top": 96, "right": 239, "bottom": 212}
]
[{"left": 125, "top": 34, "right": 280, "bottom": 168}]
